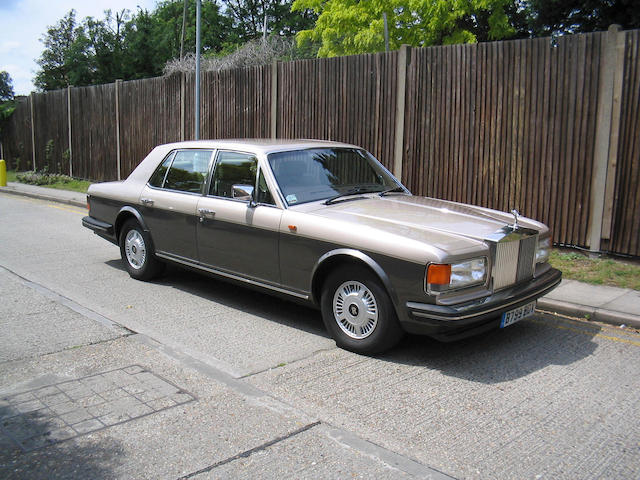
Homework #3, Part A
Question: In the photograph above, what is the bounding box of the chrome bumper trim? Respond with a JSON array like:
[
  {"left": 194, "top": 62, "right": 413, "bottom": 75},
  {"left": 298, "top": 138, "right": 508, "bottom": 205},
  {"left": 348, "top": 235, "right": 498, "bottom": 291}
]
[{"left": 407, "top": 268, "right": 561, "bottom": 322}]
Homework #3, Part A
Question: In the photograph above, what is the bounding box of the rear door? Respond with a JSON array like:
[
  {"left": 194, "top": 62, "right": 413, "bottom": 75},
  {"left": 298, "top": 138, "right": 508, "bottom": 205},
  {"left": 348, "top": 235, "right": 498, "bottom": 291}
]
[{"left": 138, "top": 149, "right": 213, "bottom": 261}]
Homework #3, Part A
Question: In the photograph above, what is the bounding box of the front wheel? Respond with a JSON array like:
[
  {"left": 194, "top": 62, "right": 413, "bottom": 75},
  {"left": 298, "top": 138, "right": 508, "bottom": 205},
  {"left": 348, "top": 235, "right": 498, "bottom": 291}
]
[
  {"left": 320, "top": 265, "right": 404, "bottom": 354},
  {"left": 119, "top": 219, "right": 164, "bottom": 280}
]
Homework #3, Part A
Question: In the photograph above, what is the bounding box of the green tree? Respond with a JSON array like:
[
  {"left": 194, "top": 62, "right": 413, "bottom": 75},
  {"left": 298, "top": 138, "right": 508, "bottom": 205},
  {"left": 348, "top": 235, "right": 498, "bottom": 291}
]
[
  {"left": 521, "top": 0, "right": 640, "bottom": 37},
  {"left": 292, "top": 0, "right": 518, "bottom": 56},
  {"left": 0, "top": 71, "right": 14, "bottom": 101},
  {"left": 84, "top": 10, "right": 129, "bottom": 84},
  {"left": 225, "top": 0, "right": 316, "bottom": 41},
  {"left": 34, "top": 10, "right": 93, "bottom": 90},
  {"left": 152, "top": 0, "right": 232, "bottom": 58}
]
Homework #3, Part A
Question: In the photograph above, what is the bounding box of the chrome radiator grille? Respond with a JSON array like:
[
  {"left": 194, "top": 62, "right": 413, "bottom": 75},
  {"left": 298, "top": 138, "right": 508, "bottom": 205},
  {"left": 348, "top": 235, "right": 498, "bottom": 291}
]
[{"left": 492, "top": 235, "right": 537, "bottom": 290}]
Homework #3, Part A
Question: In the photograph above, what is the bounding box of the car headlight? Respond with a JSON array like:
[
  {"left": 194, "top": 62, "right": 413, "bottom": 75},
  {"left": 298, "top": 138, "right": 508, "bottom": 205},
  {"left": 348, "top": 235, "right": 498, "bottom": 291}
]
[
  {"left": 427, "top": 258, "right": 487, "bottom": 293},
  {"left": 536, "top": 236, "right": 551, "bottom": 264}
]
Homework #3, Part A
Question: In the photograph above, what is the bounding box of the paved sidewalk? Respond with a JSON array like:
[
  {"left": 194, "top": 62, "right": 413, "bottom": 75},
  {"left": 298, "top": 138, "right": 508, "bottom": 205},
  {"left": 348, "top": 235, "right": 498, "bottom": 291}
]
[
  {"left": 1, "top": 181, "right": 87, "bottom": 208},
  {"left": 1, "top": 181, "right": 638, "bottom": 329},
  {"left": 538, "top": 279, "right": 640, "bottom": 328}
]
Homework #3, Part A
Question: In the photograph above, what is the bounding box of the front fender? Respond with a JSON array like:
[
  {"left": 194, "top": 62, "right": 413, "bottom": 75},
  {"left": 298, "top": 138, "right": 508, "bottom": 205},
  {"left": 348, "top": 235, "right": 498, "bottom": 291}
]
[{"left": 310, "top": 248, "right": 399, "bottom": 310}]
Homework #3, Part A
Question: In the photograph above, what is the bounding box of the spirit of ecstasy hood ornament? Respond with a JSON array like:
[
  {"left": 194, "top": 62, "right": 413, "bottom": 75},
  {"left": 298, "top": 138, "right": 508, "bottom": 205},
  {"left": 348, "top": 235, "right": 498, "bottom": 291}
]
[{"left": 510, "top": 209, "right": 520, "bottom": 229}]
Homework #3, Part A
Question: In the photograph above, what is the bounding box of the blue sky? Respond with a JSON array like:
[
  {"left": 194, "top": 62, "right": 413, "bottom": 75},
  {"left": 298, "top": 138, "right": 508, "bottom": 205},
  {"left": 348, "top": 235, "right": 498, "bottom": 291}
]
[{"left": 0, "top": 0, "right": 157, "bottom": 95}]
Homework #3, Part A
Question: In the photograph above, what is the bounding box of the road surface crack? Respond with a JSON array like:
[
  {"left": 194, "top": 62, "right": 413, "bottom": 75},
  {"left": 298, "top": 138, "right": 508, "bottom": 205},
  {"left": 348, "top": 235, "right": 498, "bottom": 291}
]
[{"left": 177, "top": 421, "right": 322, "bottom": 479}]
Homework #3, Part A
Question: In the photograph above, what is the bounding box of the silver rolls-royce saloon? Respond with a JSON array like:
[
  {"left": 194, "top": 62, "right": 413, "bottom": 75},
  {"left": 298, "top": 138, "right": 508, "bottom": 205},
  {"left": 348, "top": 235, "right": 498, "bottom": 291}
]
[{"left": 82, "top": 139, "right": 561, "bottom": 353}]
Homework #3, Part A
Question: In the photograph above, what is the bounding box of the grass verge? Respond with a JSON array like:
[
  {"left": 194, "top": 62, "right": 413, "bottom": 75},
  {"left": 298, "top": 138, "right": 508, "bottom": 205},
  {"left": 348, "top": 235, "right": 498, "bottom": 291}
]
[
  {"left": 549, "top": 249, "right": 640, "bottom": 291},
  {"left": 8, "top": 170, "right": 91, "bottom": 193}
]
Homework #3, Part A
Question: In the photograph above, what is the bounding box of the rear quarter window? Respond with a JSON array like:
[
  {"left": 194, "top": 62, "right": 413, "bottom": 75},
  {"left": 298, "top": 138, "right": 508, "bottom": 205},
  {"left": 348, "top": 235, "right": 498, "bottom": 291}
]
[{"left": 149, "top": 150, "right": 213, "bottom": 193}]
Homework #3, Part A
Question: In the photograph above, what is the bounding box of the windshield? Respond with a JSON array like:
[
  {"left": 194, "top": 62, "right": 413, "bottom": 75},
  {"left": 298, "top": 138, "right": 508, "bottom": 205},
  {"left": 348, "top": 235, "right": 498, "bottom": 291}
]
[{"left": 267, "top": 148, "right": 400, "bottom": 206}]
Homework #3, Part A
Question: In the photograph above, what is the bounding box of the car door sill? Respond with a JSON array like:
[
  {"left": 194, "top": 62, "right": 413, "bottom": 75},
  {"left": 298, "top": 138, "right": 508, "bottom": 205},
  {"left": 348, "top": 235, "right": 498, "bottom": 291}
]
[{"left": 155, "top": 251, "right": 310, "bottom": 300}]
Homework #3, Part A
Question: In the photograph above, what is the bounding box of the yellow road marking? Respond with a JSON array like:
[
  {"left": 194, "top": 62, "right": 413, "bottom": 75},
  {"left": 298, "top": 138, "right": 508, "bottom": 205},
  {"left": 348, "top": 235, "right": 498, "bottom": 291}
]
[
  {"left": 537, "top": 308, "right": 640, "bottom": 338},
  {"left": 530, "top": 317, "right": 640, "bottom": 346},
  {"left": 46, "top": 203, "right": 86, "bottom": 215}
]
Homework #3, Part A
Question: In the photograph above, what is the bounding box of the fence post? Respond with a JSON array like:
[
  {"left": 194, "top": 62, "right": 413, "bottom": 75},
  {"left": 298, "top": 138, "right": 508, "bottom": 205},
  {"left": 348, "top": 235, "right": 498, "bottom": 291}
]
[
  {"left": 29, "top": 93, "right": 36, "bottom": 171},
  {"left": 600, "top": 27, "right": 626, "bottom": 241},
  {"left": 67, "top": 85, "right": 73, "bottom": 177},
  {"left": 393, "top": 45, "right": 409, "bottom": 181},
  {"left": 180, "top": 73, "right": 186, "bottom": 141},
  {"left": 270, "top": 61, "right": 278, "bottom": 138},
  {"left": 588, "top": 25, "right": 625, "bottom": 254},
  {"left": 115, "top": 79, "right": 122, "bottom": 180}
]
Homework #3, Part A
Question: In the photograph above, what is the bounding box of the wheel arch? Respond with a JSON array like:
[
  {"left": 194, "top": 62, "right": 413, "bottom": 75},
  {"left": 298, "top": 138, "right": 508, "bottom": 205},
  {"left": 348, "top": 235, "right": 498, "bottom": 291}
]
[
  {"left": 114, "top": 206, "right": 149, "bottom": 241},
  {"left": 310, "top": 249, "right": 399, "bottom": 311}
]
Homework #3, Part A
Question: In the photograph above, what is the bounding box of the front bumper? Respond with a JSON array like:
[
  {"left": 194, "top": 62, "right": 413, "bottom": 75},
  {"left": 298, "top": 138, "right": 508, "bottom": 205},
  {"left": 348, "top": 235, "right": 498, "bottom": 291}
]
[{"left": 402, "top": 267, "right": 562, "bottom": 340}]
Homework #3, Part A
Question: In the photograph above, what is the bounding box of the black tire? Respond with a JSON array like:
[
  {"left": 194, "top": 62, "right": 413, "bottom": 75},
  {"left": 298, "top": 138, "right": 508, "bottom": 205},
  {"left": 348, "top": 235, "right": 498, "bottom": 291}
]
[
  {"left": 320, "top": 265, "right": 404, "bottom": 354},
  {"left": 119, "top": 219, "right": 165, "bottom": 280}
]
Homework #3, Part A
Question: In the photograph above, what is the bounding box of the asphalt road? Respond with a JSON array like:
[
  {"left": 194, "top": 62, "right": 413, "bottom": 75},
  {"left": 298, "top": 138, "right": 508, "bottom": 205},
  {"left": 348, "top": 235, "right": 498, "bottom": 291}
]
[{"left": 1, "top": 192, "right": 639, "bottom": 479}]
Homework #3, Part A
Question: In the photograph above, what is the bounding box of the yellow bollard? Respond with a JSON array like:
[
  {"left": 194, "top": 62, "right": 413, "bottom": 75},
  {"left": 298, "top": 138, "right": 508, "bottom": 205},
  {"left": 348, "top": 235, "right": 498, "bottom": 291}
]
[{"left": 0, "top": 159, "right": 6, "bottom": 187}]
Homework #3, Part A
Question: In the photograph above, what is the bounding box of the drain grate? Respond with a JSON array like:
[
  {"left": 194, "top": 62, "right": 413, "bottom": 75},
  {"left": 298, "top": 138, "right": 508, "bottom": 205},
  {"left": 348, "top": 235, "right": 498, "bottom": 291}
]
[{"left": 0, "top": 365, "right": 196, "bottom": 452}]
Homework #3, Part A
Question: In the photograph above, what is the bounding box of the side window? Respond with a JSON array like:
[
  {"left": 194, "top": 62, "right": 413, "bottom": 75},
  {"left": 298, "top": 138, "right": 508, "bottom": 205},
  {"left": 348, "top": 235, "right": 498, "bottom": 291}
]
[
  {"left": 209, "top": 151, "right": 258, "bottom": 199},
  {"left": 256, "top": 169, "right": 275, "bottom": 205},
  {"left": 163, "top": 150, "right": 212, "bottom": 193},
  {"left": 148, "top": 153, "right": 174, "bottom": 188}
]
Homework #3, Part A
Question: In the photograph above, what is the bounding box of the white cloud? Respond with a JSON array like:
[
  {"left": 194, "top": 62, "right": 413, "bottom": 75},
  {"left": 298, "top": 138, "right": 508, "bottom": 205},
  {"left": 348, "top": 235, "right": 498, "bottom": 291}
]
[
  {"left": 0, "top": 0, "right": 157, "bottom": 95},
  {"left": 0, "top": 41, "right": 21, "bottom": 54}
]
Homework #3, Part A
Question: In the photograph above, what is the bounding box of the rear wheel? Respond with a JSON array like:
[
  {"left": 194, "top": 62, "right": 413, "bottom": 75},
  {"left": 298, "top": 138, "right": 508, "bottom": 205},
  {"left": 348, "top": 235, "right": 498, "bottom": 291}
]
[
  {"left": 119, "top": 219, "right": 164, "bottom": 280},
  {"left": 320, "top": 265, "right": 403, "bottom": 354}
]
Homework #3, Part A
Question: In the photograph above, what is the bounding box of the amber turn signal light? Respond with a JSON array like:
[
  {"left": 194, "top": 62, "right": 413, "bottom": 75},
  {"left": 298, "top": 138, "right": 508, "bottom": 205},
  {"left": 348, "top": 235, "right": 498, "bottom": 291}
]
[{"left": 427, "top": 264, "right": 451, "bottom": 285}]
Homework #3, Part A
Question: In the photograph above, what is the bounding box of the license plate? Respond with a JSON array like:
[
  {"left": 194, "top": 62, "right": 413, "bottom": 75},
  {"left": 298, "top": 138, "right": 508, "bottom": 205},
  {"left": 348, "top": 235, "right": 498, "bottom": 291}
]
[{"left": 500, "top": 301, "right": 536, "bottom": 328}]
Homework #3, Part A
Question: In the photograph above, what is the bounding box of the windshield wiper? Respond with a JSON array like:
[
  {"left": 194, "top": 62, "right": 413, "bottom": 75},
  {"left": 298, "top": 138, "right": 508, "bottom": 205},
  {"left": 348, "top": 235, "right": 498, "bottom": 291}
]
[
  {"left": 324, "top": 187, "right": 380, "bottom": 205},
  {"left": 379, "top": 186, "right": 406, "bottom": 196}
]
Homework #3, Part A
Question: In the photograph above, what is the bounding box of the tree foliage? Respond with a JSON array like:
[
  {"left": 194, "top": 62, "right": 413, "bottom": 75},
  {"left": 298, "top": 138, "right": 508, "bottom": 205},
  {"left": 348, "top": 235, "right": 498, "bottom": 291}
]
[
  {"left": 34, "top": 2, "right": 232, "bottom": 90},
  {"left": 292, "top": 0, "right": 518, "bottom": 56},
  {"left": 31, "top": 0, "right": 640, "bottom": 89},
  {"left": 225, "top": 0, "right": 316, "bottom": 39},
  {"left": 33, "top": 0, "right": 315, "bottom": 91},
  {"left": 521, "top": 0, "right": 640, "bottom": 37},
  {"left": 0, "top": 71, "right": 14, "bottom": 101},
  {"left": 292, "top": 0, "right": 640, "bottom": 57}
]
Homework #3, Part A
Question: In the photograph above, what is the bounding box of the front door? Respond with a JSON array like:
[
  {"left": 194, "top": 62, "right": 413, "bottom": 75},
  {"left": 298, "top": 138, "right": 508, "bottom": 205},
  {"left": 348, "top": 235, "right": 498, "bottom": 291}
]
[{"left": 196, "top": 150, "right": 282, "bottom": 284}]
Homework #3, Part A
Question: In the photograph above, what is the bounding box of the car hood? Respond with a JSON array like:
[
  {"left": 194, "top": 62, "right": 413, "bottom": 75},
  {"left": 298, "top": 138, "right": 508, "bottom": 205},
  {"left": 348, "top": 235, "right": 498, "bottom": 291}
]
[{"left": 306, "top": 194, "right": 546, "bottom": 258}]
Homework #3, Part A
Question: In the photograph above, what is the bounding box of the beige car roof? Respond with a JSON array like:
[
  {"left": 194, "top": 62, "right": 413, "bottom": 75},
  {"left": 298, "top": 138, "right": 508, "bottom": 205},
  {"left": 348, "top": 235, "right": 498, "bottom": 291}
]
[{"left": 157, "top": 139, "right": 360, "bottom": 155}]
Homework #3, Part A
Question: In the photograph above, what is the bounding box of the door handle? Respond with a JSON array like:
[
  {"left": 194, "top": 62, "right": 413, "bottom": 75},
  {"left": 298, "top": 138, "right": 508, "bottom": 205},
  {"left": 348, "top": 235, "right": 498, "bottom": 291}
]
[
  {"left": 198, "top": 208, "right": 215, "bottom": 216},
  {"left": 140, "top": 198, "right": 154, "bottom": 206}
]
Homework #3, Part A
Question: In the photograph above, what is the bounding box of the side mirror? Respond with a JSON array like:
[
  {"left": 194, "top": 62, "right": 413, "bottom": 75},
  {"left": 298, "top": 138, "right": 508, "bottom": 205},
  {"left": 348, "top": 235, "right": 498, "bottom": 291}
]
[{"left": 232, "top": 184, "right": 256, "bottom": 206}]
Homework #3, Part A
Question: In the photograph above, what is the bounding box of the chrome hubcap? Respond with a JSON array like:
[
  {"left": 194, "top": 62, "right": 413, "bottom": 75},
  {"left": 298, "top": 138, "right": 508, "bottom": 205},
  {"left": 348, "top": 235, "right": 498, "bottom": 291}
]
[
  {"left": 125, "top": 230, "right": 146, "bottom": 270},
  {"left": 333, "top": 281, "right": 378, "bottom": 339}
]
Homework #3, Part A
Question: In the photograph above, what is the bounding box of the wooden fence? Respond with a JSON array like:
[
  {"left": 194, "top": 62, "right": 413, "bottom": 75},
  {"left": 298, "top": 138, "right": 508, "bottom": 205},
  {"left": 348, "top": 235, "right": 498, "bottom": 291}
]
[{"left": 1, "top": 27, "right": 638, "bottom": 257}]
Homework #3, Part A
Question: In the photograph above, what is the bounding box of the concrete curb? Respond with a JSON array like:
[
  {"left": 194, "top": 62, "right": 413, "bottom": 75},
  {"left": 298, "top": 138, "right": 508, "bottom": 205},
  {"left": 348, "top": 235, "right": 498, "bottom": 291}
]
[
  {"left": 537, "top": 298, "right": 640, "bottom": 329},
  {"left": 0, "top": 186, "right": 86, "bottom": 209}
]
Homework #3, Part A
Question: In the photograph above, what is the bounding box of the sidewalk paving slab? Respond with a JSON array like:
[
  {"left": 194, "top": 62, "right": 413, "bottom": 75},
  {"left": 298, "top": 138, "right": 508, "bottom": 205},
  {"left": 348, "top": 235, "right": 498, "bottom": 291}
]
[{"left": 538, "top": 279, "right": 640, "bottom": 329}]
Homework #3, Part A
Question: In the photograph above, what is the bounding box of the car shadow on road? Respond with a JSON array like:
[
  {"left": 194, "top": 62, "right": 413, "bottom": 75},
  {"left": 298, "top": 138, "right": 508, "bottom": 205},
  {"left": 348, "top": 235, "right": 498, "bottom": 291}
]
[
  {"left": 0, "top": 404, "right": 123, "bottom": 479},
  {"left": 381, "top": 313, "right": 601, "bottom": 383},
  {"left": 104, "top": 260, "right": 330, "bottom": 339},
  {"left": 105, "top": 260, "right": 599, "bottom": 383}
]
